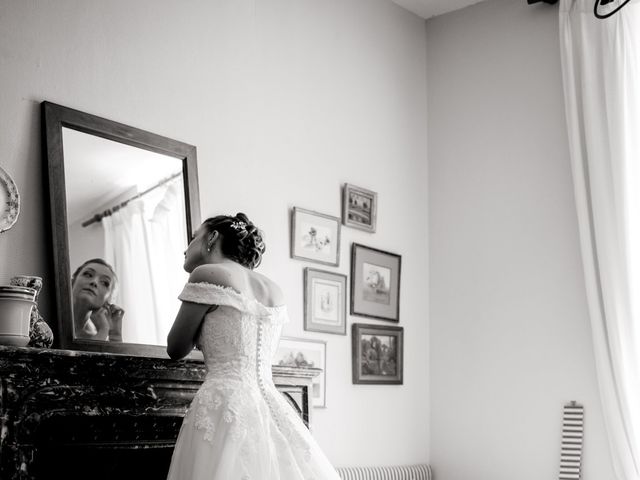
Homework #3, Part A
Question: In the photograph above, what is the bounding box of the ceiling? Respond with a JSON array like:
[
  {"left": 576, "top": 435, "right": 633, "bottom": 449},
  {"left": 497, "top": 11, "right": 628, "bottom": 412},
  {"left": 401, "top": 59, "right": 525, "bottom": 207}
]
[{"left": 391, "top": 0, "right": 489, "bottom": 19}]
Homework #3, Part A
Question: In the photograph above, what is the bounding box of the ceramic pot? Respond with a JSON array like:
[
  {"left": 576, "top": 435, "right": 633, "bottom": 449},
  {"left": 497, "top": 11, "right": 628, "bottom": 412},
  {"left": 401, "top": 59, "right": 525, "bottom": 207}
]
[
  {"left": 0, "top": 287, "right": 35, "bottom": 347},
  {"left": 9, "top": 275, "right": 54, "bottom": 348}
]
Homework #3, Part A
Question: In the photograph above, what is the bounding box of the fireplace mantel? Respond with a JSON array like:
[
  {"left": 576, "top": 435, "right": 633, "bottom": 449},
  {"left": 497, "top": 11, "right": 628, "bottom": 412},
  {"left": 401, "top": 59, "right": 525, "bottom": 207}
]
[{"left": 0, "top": 346, "right": 319, "bottom": 479}]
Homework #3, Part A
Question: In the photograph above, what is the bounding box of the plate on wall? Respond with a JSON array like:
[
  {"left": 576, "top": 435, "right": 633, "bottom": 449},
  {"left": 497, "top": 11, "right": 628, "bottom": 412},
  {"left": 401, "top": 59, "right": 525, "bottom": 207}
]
[{"left": 0, "top": 166, "right": 20, "bottom": 233}]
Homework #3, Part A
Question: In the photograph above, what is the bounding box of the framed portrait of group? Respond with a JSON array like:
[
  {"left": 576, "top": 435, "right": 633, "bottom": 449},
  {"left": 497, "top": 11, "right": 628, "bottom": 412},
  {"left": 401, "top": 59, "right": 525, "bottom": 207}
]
[{"left": 352, "top": 323, "right": 403, "bottom": 385}]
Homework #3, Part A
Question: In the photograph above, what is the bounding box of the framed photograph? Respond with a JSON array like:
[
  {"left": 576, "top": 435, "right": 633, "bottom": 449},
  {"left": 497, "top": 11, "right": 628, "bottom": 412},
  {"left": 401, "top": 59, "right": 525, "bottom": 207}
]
[
  {"left": 291, "top": 207, "right": 341, "bottom": 266},
  {"left": 304, "top": 268, "right": 347, "bottom": 335},
  {"left": 352, "top": 323, "right": 403, "bottom": 385},
  {"left": 342, "top": 183, "right": 377, "bottom": 233},
  {"left": 350, "top": 243, "right": 401, "bottom": 322},
  {"left": 274, "top": 337, "right": 327, "bottom": 408}
]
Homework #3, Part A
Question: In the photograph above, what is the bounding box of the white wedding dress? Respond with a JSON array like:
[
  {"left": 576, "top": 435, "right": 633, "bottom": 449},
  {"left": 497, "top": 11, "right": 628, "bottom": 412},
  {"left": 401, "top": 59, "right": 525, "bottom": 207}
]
[{"left": 167, "top": 282, "right": 340, "bottom": 480}]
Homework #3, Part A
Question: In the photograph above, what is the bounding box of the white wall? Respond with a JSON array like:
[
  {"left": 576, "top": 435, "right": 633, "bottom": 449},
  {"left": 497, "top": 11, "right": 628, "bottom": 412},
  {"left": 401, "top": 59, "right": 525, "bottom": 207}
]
[
  {"left": 0, "top": 0, "right": 429, "bottom": 468},
  {"left": 427, "top": 1, "right": 615, "bottom": 479}
]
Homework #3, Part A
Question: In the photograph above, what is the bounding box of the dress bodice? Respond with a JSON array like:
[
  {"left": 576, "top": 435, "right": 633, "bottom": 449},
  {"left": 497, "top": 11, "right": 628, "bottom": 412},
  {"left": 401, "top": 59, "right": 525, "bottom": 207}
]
[{"left": 178, "top": 282, "right": 289, "bottom": 383}]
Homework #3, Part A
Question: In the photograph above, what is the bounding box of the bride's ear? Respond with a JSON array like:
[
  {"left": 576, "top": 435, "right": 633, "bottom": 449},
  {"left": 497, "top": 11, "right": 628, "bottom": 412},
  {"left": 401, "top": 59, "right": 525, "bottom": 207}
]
[{"left": 207, "top": 231, "right": 219, "bottom": 252}]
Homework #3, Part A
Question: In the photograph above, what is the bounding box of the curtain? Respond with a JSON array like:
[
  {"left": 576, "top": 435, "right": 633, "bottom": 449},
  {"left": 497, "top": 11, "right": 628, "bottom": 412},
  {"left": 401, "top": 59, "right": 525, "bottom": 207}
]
[
  {"left": 559, "top": 1, "right": 640, "bottom": 479},
  {"left": 102, "top": 181, "right": 187, "bottom": 345}
]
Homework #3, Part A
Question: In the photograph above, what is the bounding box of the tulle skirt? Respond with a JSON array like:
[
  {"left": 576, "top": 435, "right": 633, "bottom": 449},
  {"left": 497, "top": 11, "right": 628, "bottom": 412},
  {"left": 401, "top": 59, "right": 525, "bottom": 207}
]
[{"left": 166, "top": 377, "right": 340, "bottom": 480}]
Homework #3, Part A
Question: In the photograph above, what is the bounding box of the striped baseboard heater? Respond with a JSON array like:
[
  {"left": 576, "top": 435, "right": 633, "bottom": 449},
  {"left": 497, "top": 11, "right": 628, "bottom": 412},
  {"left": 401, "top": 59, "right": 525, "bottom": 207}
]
[{"left": 559, "top": 401, "right": 584, "bottom": 480}]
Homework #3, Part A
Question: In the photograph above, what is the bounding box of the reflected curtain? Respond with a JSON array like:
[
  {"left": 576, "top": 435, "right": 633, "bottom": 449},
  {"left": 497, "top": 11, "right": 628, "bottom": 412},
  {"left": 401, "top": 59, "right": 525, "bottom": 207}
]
[
  {"left": 102, "top": 181, "right": 187, "bottom": 345},
  {"left": 559, "top": 1, "right": 640, "bottom": 479}
]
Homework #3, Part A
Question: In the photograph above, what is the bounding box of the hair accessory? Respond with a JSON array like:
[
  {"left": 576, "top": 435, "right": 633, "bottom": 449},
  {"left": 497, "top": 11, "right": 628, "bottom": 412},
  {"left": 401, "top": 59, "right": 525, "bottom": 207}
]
[{"left": 230, "top": 221, "right": 247, "bottom": 231}]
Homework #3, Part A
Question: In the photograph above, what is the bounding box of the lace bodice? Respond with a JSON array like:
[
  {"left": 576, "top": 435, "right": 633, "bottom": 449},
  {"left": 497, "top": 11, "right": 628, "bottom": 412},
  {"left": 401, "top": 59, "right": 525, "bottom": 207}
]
[{"left": 178, "top": 282, "right": 288, "bottom": 382}]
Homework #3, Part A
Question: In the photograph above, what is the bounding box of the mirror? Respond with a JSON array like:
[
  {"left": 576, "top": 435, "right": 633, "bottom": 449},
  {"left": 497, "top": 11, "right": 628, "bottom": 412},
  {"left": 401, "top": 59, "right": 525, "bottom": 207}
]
[{"left": 43, "top": 101, "right": 201, "bottom": 356}]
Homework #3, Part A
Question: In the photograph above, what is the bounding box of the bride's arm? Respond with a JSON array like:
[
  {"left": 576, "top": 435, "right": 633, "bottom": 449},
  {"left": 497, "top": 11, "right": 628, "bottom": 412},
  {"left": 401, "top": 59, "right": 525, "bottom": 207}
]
[
  {"left": 167, "top": 266, "right": 230, "bottom": 360},
  {"left": 166, "top": 300, "right": 213, "bottom": 360}
]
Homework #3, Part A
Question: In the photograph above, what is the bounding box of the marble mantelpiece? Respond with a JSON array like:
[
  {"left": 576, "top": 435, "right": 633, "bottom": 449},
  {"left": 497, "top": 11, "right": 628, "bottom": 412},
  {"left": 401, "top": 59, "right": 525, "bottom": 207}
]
[{"left": 0, "top": 346, "right": 319, "bottom": 479}]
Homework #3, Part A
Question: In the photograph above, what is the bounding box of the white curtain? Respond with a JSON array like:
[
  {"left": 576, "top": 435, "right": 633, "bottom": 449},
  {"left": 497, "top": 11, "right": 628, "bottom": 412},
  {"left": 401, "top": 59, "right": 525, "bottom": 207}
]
[
  {"left": 559, "top": 1, "right": 640, "bottom": 479},
  {"left": 102, "top": 181, "right": 187, "bottom": 345}
]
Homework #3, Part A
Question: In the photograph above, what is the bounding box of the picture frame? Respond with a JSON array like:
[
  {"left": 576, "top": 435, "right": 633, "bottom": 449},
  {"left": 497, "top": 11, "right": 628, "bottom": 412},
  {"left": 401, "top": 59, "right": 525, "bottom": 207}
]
[
  {"left": 304, "top": 268, "right": 347, "bottom": 335},
  {"left": 342, "top": 183, "right": 377, "bottom": 233},
  {"left": 352, "top": 323, "right": 403, "bottom": 385},
  {"left": 291, "top": 207, "right": 341, "bottom": 266},
  {"left": 273, "top": 337, "right": 327, "bottom": 408},
  {"left": 350, "top": 243, "right": 401, "bottom": 322}
]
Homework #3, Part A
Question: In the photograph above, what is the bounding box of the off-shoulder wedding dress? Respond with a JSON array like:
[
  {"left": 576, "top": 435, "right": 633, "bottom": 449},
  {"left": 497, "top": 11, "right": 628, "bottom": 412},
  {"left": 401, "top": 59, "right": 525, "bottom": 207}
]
[{"left": 166, "top": 282, "right": 340, "bottom": 480}]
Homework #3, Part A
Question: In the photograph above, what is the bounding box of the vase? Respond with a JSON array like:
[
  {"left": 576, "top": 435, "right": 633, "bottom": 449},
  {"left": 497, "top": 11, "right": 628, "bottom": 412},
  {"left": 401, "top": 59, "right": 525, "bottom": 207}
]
[
  {"left": 10, "top": 275, "right": 54, "bottom": 348},
  {"left": 0, "top": 286, "right": 35, "bottom": 346}
]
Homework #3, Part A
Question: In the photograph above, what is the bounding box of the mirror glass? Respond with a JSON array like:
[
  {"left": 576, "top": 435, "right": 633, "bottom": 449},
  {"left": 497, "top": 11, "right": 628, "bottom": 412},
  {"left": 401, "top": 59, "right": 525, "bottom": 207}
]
[
  {"left": 63, "top": 128, "right": 187, "bottom": 345},
  {"left": 43, "top": 101, "right": 200, "bottom": 356}
]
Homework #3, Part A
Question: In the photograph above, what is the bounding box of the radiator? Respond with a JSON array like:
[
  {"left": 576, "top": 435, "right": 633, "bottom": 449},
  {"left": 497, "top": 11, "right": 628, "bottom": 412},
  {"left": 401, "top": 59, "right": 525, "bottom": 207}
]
[{"left": 336, "top": 464, "right": 432, "bottom": 480}]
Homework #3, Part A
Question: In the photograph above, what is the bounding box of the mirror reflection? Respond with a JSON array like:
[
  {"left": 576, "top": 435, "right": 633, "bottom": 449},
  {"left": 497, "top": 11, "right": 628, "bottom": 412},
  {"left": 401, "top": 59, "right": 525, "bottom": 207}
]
[{"left": 63, "top": 127, "right": 188, "bottom": 345}]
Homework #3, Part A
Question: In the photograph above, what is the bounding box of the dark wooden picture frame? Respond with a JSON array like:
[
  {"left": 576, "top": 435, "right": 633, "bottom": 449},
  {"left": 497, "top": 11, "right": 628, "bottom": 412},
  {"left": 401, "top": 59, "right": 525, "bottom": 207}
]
[
  {"left": 342, "top": 183, "right": 377, "bottom": 233},
  {"left": 42, "top": 101, "right": 201, "bottom": 357},
  {"left": 352, "top": 323, "right": 403, "bottom": 385},
  {"left": 303, "top": 268, "right": 347, "bottom": 335},
  {"left": 350, "top": 243, "right": 401, "bottom": 322},
  {"left": 290, "top": 207, "right": 341, "bottom": 266}
]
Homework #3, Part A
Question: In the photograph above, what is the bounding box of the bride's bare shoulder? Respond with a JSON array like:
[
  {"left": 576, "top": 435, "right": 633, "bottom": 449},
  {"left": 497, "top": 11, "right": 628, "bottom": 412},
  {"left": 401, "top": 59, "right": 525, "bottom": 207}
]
[
  {"left": 250, "top": 270, "right": 285, "bottom": 306},
  {"left": 188, "top": 264, "right": 235, "bottom": 287}
]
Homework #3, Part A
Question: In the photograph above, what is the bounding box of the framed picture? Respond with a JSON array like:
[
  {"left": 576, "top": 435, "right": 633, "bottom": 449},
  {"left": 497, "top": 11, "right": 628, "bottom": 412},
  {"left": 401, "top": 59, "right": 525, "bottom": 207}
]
[
  {"left": 304, "top": 268, "right": 347, "bottom": 335},
  {"left": 352, "top": 323, "right": 403, "bottom": 385},
  {"left": 350, "top": 243, "right": 401, "bottom": 322},
  {"left": 274, "top": 337, "right": 327, "bottom": 408},
  {"left": 342, "top": 183, "right": 377, "bottom": 233},
  {"left": 291, "top": 207, "right": 341, "bottom": 266}
]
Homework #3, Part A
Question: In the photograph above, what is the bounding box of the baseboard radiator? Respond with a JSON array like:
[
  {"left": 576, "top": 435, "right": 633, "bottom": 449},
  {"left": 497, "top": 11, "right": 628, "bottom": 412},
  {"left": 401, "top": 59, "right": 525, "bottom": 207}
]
[{"left": 336, "top": 464, "right": 432, "bottom": 480}]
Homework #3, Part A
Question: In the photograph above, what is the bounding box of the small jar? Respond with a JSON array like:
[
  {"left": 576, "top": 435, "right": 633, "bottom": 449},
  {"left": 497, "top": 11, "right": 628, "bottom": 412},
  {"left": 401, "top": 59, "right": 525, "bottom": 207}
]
[{"left": 0, "top": 286, "right": 36, "bottom": 347}]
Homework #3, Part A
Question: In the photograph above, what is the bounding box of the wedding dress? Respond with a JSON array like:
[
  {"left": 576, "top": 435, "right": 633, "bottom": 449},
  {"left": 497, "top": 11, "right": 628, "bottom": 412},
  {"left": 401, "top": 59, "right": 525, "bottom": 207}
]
[{"left": 166, "top": 282, "right": 340, "bottom": 480}]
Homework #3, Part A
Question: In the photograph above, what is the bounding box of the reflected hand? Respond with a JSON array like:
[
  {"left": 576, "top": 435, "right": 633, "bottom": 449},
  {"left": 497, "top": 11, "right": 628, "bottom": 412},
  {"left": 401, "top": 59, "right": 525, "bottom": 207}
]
[{"left": 90, "top": 304, "right": 124, "bottom": 342}]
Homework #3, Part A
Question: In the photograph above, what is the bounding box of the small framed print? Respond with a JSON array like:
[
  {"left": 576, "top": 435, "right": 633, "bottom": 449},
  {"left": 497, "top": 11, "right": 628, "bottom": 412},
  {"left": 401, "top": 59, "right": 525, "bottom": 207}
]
[
  {"left": 291, "top": 207, "right": 341, "bottom": 266},
  {"left": 274, "top": 337, "right": 327, "bottom": 408},
  {"left": 351, "top": 243, "right": 401, "bottom": 322},
  {"left": 352, "top": 323, "right": 403, "bottom": 385},
  {"left": 304, "top": 268, "right": 347, "bottom": 335},
  {"left": 342, "top": 183, "right": 377, "bottom": 233}
]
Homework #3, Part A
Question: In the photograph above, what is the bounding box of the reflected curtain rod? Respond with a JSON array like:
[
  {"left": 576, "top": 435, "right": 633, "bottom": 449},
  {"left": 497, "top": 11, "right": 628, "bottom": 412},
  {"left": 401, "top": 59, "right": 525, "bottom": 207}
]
[{"left": 81, "top": 172, "right": 181, "bottom": 228}]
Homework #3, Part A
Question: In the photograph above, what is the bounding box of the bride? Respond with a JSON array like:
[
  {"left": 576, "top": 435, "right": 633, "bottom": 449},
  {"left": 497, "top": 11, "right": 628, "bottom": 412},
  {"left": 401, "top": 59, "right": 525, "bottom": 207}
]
[{"left": 166, "top": 213, "right": 340, "bottom": 479}]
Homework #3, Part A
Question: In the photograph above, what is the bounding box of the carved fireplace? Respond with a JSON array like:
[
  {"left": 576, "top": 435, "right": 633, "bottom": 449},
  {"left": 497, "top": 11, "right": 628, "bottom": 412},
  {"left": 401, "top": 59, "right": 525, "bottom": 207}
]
[{"left": 0, "top": 346, "right": 319, "bottom": 480}]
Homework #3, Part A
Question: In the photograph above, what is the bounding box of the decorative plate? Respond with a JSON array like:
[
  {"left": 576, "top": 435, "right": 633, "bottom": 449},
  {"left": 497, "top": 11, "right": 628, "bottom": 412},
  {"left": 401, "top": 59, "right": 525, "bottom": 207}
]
[{"left": 0, "top": 165, "right": 20, "bottom": 233}]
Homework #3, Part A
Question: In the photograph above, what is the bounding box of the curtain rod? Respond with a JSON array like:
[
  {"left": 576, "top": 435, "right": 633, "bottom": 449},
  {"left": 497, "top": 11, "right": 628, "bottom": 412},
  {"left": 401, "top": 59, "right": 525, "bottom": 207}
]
[
  {"left": 81, "top": 172, "right": 182, "bottom": 228},
  {"left": 527, "top": 0, "right": 632, "bottom": 18}
]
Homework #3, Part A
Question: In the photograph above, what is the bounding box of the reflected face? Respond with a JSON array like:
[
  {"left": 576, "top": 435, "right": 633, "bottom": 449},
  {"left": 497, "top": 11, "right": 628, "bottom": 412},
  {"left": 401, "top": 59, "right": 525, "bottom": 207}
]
[
  {"left": 183, "top": 224, "right": 210, "bottom": 273},
  {"left": 72, "top": 263, "right": 115, "bottom": 309}
]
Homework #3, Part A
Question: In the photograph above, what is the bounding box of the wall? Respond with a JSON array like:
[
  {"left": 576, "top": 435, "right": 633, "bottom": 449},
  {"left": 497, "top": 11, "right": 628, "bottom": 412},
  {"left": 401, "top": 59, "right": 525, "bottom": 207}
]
[
  {"left": 427, "top": 1, "right": 615, "bottom": 479},
  {"left": 0, "top": 0, "right": 429, "bottom": 468}
]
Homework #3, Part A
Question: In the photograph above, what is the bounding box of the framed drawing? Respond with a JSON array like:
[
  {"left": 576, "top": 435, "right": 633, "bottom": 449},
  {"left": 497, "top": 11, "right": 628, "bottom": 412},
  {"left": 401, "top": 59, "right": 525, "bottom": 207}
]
[
  {"left": 304, "top": 268, "right": 347, "bottom": 335},
  {"left": 274, "top": 337, "right": 327, "bottom": 408},
  {"left": 291, "top": 207, "right": 341, "bottom": 266},
  {"left": 351, "top": 243, "right": 401, "bottom": 322},
  {"left": 352, "top": 323, "right": 403, "bottom": 385},
  {"left": 342, "top": 183, "right": 377, "bottom": 233}
]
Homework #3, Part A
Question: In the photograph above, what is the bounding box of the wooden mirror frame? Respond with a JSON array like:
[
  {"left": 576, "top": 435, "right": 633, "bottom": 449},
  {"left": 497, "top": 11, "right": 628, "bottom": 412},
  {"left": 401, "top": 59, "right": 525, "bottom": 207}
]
[{"left": 42, "top": 101, "right": 201, "bottom": 356}]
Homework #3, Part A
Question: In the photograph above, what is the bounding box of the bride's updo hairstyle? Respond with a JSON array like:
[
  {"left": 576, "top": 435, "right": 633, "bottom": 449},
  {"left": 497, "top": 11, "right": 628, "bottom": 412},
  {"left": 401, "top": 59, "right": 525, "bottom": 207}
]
[{"left": 203, "top": 213, "right": 266, "bottom": 270}]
